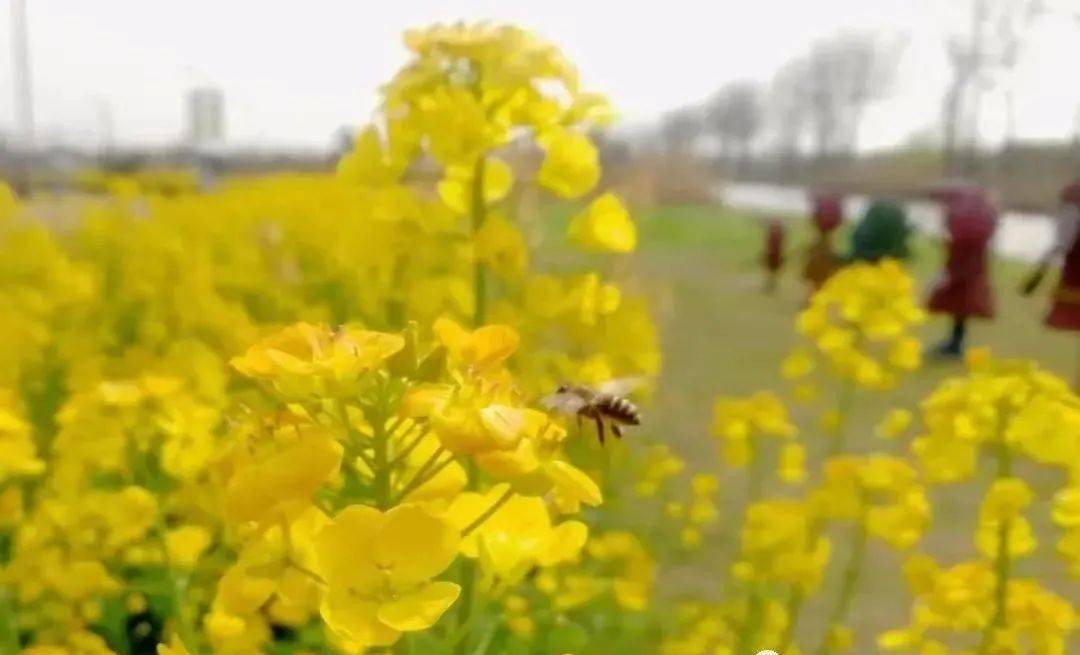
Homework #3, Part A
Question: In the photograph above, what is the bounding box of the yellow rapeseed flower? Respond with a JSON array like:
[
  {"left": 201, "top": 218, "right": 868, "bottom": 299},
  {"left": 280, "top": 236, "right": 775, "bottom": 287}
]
[
  {"left": 315, "top": 503, "right": 461, "bottom": 649},
  {"left": 537, "top": 128, "right": 600, "bottom": 199},
  {"left": 567, "top": 193, "right": 636, "bottom": 253}
]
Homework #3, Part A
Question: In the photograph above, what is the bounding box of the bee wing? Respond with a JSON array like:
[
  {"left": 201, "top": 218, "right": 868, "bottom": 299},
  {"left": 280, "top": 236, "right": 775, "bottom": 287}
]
[
  {"left": 541, "top": 392, "right": 587, "bottom": 415},
  {"left": 596, "top": 376, "right": 650, "bottom": 397}
]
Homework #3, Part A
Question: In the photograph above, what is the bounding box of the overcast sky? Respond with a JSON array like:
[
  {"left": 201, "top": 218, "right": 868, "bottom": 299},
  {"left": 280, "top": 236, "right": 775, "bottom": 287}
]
[{"left": 1, "top": 0, "right": 1078, "bottom": 151}]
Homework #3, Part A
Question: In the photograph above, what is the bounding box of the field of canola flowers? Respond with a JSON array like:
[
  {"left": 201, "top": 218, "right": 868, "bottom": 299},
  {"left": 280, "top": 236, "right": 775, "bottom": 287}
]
[{"left": 2, "top": 21, "right": 1080, "bottom": 655}]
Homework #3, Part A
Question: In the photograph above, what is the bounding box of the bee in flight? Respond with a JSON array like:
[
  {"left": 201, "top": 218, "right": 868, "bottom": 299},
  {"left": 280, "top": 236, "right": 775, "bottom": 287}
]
[{"left": 542, "top": 378, "right": 644, "bottom": 444}]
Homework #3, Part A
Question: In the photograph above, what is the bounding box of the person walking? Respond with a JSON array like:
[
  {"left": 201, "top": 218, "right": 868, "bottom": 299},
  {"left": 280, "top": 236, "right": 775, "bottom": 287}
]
[
  {"left": 926, "top": 187, "right": 997, "bottom": 357},
  {"left": 762, "top": 218, "right": 786, "bottom": 294},
  {"left": 1022, "top": 180, "right": 1080, "bottom": 385},
  {"left": 849, "top": 199, "right": 911, "bottom": 263},
  {"left": 803, "top": 192, "right": 844, "bottom": 294}
]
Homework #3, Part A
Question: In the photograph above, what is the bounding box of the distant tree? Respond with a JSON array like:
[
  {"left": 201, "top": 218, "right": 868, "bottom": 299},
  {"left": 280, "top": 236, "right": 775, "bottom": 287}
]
[
  {"left": 994, "top": 0, "right": 1042, "bottom": 174},
  {"left": 659, "top": 106, "right": 703, "bottom": 154},
  {"left": 1027, "top": 1, "right": 1080, "bottom": 171},
  {"left": 802, "top": 31, "right": 904, "bottom": 159},
  {"left": 941, "top": 0, "right": 1038, "bottom": 176},
  {"left": 591, "top": 129, "right": 633, "bottom": 169},
  {"left": 706, "top": 81, "right": 764, "bottom": 172},
  {"left": 767, "top": 57, "right": 811, "bottom": 174}
]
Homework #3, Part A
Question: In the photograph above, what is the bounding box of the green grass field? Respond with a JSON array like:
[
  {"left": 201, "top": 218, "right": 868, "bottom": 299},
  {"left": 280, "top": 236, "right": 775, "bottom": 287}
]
[{"left": 541, "top": 203, "right": 1079, "bottom": 650}]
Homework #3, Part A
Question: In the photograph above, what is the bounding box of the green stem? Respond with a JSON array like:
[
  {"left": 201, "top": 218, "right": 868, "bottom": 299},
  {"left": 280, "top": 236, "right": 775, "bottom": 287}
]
[
  {"left": 172, "top": 573, "right": 198, "bottom": 651},
  {"left": 779, "top": 587, "right": 805, "bottom": 652},
  {"left": 337, "top": 398, "right": 376, "bottom": 471},
  {"left": 469, "top": 619, "right": 499, "bottom": 655},
  {"left": 729, "top": 422, "right": 774, "bottom": 654},
  {"left": 978, "top": 439, "right": 1014, "bottom": 654},
  {"left": 454, "top": 66, "right": 492, "bottom": 653},
  {"left": 471, "top": 155, "right": 488, "bottom": 328},
  {"left": 149, "top": 509, "right": 201, "bottom": 653},
  {"left": 814, "top": 517, "right": 868, "bottom": 655},
  {"left": 827, "top": 380, "right": 856, "bottom": 457},
  {"left": 747, "top": 438, "right": 764, "bottom": 505},
  {"left": 386, "top": 425, "right": 427, "bottom": 469},
  {"left": 392, "top": 446, "right": 448, "bottom": 503},
  {"left": 452, "top": 458, "right": 481, "bottom": 655},
  {"left": 0, "top": 586, "right": 19, "bottom": 655},
  {"left": 461, "top": 487, "right": 514, "bottom": 537},
  {"left": 787, "top": 379, "right": 855, "bottom": 648},
  {"left": 371, "top": 398, "right": 391, "bottom": 510},
  {"left": 453, "top": 561, "right": 478, "bottom": 655},
  {"left": 779, "top": 517, "right": 826, "bottom": 653},
  {"left": 734, "top": 584, "right": 765, "bottom": 655}
]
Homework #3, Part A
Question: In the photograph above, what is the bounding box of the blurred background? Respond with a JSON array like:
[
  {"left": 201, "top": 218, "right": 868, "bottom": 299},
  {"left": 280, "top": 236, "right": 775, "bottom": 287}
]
[{"left": 2, "top": 0, "right": 1080, "bottom": 211}]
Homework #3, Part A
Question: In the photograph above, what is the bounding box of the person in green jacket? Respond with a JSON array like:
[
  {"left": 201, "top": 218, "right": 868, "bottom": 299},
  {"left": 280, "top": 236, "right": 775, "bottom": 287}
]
[{"left": 848, "top": 199, "right": 912, "bottom": 263}]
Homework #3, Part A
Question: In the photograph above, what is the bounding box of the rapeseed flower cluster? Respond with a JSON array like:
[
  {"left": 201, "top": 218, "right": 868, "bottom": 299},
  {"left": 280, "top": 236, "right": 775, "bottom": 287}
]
[
  {"left": 0, "top": 21, "right": 662, "bottom": 655},
  {"left": 882, "top": 352, "right": 1080, "bottom": 654},
  {"left": 788, "top": 260, "right": 925, "bottom": 393}
]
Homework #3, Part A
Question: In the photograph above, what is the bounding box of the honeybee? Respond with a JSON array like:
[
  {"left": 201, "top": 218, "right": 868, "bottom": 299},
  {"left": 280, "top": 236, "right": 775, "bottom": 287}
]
[{"left": 542, "top": 378, "right": 644, "bottom": 444}]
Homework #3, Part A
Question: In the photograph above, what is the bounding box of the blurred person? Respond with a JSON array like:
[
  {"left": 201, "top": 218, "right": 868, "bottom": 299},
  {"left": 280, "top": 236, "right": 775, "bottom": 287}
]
[
  {"left": 848, "top": 199, "right": 911, "bottom": 263},
  {"left": 926, "top": 185, "right": 997, "bottom": 357},
  {"left": 803, "top": 192, "right": 844, "bottom": 294},
  {"left": 762, "top": 217, "right": 786, "bottom": 294},
  {"left": 1022, "top": 180, "right": 1080, "bottom": 330}
]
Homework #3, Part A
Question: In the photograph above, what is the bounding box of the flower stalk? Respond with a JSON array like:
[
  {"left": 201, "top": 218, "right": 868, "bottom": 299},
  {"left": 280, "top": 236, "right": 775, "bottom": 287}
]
[
  {"left": 814, "top": 508, "right": 868, "bottom": 655},
  {"left": 457, "top": 125, "right": 489, "bottom": 651},
  {"left": 784, "top": 381, "right": 857, "bottom": 650},
  {"left": 978, "top": 436, "right": 1014, "bottom": 654}
]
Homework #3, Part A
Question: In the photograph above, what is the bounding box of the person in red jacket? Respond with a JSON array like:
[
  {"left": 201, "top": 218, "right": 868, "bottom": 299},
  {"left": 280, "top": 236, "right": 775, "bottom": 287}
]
[
  {"left": 1023, "top": 180, "right": 1080, "bottom": 331},
  {"left": 803, "top": 193, "right": 843, "bottom": 294},
  {"left": 927, "top": 186, "right": 997, "bottom": 356},
  {"left": 762, "top": 218, "right": 785, "bottom": 294}
]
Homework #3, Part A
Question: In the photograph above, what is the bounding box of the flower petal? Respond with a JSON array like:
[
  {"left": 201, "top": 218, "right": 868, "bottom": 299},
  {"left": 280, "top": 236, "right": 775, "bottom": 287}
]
[
  {"left": 321, "top": 586, "right": 400, "bottom": 648},
  {"left": 376, "top": 581, "right": 461, "bottom": 632},
  {"left": 539, "top": 520, "right": 589, "bottom": 566},
  {"left": 374, "top": 504, "right": 460, "bottom": 587},
  {"left": 544, "top": 460, "right": 602, "bottom": 508},
  {"left": 315, "top": 505, "right": 384, "bottom": 590}
]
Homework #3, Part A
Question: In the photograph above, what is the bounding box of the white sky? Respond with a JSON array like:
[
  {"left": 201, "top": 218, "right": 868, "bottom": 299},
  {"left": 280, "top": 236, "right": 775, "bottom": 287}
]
[{"left": 1, "top": 0, "right": 1078, "bottom": 151}]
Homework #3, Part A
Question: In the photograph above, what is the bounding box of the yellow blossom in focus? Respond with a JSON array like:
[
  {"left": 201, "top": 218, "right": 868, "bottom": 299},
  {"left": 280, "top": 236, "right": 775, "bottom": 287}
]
[
  {"left": 433, "top": 318, "right": 519, "bottom": 375},
  {"left": 314, "top": 504, "right": 461, "bottom": 648},
  {"left": 446, "top": 485, "right": 586, "bottom": 586},
  {"left": 223, "top": 418, "right": 343, "bottom": 526},
  {"left": 230, "top": 323, "right": 404, "bottom": 397}
]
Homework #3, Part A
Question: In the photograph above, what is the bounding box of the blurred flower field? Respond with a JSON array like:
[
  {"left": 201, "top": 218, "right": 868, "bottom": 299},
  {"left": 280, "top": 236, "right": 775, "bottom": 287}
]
[{"left": 2, "top": 21, "right": 1080, "bottom": 655}]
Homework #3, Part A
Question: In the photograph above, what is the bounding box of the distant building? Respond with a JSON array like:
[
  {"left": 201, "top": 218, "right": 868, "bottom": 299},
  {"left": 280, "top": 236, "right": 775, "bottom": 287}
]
[{"left": 185, "top": 88, "right": 225, "bottom": 146}]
